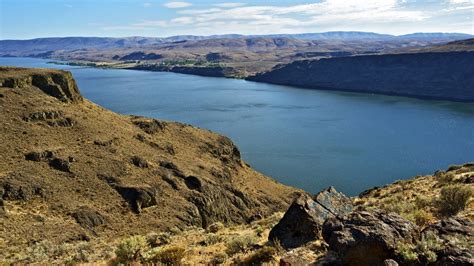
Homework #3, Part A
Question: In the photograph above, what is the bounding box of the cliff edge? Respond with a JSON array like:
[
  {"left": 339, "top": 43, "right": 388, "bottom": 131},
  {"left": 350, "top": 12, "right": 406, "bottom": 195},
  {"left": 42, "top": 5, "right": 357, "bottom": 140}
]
[{"left": 249, "top": 51, "right": 474, "bottom": 102}]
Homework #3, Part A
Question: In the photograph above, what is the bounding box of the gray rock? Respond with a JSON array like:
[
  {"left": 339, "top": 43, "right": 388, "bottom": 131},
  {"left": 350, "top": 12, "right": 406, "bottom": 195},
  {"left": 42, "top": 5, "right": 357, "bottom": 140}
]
[
  {"left": 424, "top": 217, "right": 474, "bottom": 266},
  {"left": 71, "top": 207, "right": 106, "bottom": 230},
  {"left": 269, "top": 187, "right": 353, "bottom": 249},
  {"left": 322, "top": 210, "right": 419, "bottom": 265}
]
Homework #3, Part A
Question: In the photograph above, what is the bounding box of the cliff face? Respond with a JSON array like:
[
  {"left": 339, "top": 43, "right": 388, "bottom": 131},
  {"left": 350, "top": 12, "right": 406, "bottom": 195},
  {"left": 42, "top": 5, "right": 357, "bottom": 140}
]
[
  {"left": 0, "top": 67, "right": 299, "bottom": 255},
  {"left": 0, "top": 67, "right": 83, "bottom": 103},
  {"left": 249, "top": 51, "right": 474, "bottom": 102}
]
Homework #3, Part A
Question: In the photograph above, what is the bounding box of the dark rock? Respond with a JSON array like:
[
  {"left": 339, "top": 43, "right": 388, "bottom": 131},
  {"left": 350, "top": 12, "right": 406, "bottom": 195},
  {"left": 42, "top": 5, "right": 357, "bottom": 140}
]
[
  {"left": 114, "top": 186, "right": 158, "bottom": 213},
  {"left": 0, "top": 199, "right": 6, "bottom": 217},
  {"left": 130, "top": 156, "right": 149, "bottom": 168},
  {"left": 206, "top": 136, "right": 241, "bottom": 164},
  {"left": 185, "top": 176, "right": 202, "bottom": 191},
  {"left": 23, "top": 111, "right": 74, "bottom": 127},
  {"left": 162, "top": 175, "right": 179, "bottom": 190},
  {"left": 71, "top": 207, "right": 106, "bottom": 230},
  {"left": 49, "top": 157, "right": 72, "bottom": 172},
  {"left": 322, "top": 210, "right": 420, "bottom": 266},
  {"left": 280, "top": 254, "right": 313, "bottom": 266},
  {"left": 25, "top": 150, "right": 54, "bottom": 161},
  {"left": 1, "top": 175, "right": 43, "bottom": 201},
  {"left": 132, "top": 118, "right": 165, "bottom": 134},
  {"left": 423, "top": 217, "right": 474, "bottom": 265},
  {"left": 94, "top": 139, "right": 115, "bottom": 146},
  {"left": 269, "top": 187, "right": 353, "bottom": 249},
  {"left": 160, "top": 161, "right": 184, "bottom": 177}
]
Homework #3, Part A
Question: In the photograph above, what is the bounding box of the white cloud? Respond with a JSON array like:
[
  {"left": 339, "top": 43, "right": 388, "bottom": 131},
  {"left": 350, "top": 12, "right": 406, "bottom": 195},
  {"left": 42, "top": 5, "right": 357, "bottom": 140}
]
[
  {"left": 163, "top": 1, "right": 192, "bottom": 9},
  {"left": 213, "top": 2, "right": 246, "bottom": 8},
  {"left": 104, "top": 0, "right": 474, "bottom": 35}
]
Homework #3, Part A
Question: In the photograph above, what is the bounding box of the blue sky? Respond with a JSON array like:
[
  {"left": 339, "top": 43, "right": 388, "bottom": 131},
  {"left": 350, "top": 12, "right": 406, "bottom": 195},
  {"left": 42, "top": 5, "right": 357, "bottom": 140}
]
[{"left": 1, "top": 0, "right": 472, "bottom": 39}]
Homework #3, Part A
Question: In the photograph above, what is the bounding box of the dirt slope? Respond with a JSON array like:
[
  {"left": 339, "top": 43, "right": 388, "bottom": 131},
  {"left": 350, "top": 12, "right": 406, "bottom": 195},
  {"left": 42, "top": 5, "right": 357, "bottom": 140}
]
[{"left": 0, "top": 67, "right": 299, "bottom": 259}]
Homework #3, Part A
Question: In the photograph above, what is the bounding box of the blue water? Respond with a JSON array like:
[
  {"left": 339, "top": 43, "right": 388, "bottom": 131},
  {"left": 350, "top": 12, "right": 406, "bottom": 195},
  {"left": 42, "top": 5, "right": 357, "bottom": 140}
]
[{"left": 2, "top": 57, "right": 474, "bottom": 196}]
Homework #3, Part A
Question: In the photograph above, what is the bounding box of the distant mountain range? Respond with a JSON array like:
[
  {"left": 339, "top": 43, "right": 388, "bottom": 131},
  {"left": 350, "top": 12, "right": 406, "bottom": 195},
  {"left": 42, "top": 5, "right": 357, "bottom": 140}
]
[{"left": 1, "top": 32, "right": 472, "bottom": 53}]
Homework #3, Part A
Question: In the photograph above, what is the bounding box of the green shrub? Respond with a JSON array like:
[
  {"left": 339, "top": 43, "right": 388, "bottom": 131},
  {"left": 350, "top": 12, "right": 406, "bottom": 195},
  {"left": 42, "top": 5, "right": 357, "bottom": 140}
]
[
  {"left": 225, "top": 234, "right": 258, "bottom": 255},
  {"left": 239, "top": 246, "right": 276, "bottom": 265},
  {"left": 207, "top": 222, "right": 225, "bottom": 233},
  {"left": 396, "top": 242, "right": 418, "bottom": 262},
  {"left": 211, "top": 252, "right": 228, "bottom": 265},
  {"left": 396, "top": 232, "right": 443, "bottom": 264},
  {"left": 437, "top": 185, "right": 473, "bottom": 215},
  {"left": 405, "top": 209, "right": 433, "bottom": 227},
  {"left": 115, "top": 235, "right": 148, "bottom": 263},
  {"left": 199, "top": 234, "right": 223, "bottom": 246},
  {"left": 147, "top": 232, "right": 172, "bottom": 247},
  {"left": 145, "top": 246, "right": 185, "bottom": 265}
]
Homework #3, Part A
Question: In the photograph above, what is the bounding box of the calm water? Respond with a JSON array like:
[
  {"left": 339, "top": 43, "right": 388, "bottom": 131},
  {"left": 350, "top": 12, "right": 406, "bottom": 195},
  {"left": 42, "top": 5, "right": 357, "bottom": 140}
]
[{"left": 2, "top": 57, "right": 474, "bottom": 195}]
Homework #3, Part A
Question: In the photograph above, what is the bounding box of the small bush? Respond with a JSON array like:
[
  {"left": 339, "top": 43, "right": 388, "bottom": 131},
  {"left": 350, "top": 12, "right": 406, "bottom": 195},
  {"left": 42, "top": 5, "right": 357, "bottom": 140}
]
[
  {"left": 405, "top": 209, "right": 433, "bottom": 227},
  {"left": 200, "top": 234, "right": 223, "bottom": 246},
  {"left": 207, "top": 222, "right": 224, "bottom": 233},
  {"left": 239, "top": 246, "right": 276, "bottom": 265},
  {"left": 147, "top": 232, "right": 172, "bottom": 247},
  {"left": 396, "top": 242, "right": 418, "bottom": 262},
  {"left": 211, "top": 252, "right": 228, "bottom": 265},
  {"left": 396, "top": 232, "right": 443, "bottom": 264},
  {"left": 115, "top": 235, "right": 148, "bottom": 263},
  {"left": 437, "top": 185, "right": 473, "bottom": 216},
  {"left": 146, "top": 246, "right": 185, "bottom": 265},
  {"left": 225, "top": 234, "right": 258, "bottom": 255}
]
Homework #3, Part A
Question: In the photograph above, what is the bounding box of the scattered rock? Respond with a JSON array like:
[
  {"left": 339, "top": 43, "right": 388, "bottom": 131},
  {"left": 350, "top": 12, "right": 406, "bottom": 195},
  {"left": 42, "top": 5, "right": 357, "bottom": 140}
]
[
  {"left": 130, "top": 156, "right": 149, "bottom": 168},
  {"left": 71, "top": 207, "right": 106, "bottom": 230},
  {"left": 160, "top": 161, "right": 184, "bottom": 177},
  {"left": 132, "top": 118, "right": 165, "bottom": 134},
  {"left": 162, "top": 175, "right": 180, "bottom": 190},
  {"left": 205, "top": 136, "right": 241, "bottom": 164},
  {"left": 114, "top": 186, "right": 158, "bottom": 213},
  {"left": 25, "top": 150, "right": 55, "bottom": 161},
  {"left": 384, "top": 259, "right": 399, "bottom": 266},
  {"left": 322, "top": 210, "right": 420, "bottom": 265},
  {"left": 49, "top": 157, "right": 72, "bottom": 172},
  {"left": 210, "top": 167, "right": 231, "bottom": 179},
  {"left": 1, "top": 175, "right": 44, "bottom": 201},
  {"left": 423, "top": 217, "right": 474, "bottom": 265},
  {"left": 280, "top": 254, "right": 313, "bottom": 266},
  {"left": 94, "top": 138, "right": 116, "bottom": 146},
  {"left": 269, "top": 187, "right": 353, "bottom": 249}
]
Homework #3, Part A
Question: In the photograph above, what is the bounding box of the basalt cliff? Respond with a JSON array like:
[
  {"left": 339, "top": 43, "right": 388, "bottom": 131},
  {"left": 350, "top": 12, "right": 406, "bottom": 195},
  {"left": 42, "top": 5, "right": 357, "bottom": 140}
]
[{"left": 249, "top": 51, "right": 474, "bottom": 102}]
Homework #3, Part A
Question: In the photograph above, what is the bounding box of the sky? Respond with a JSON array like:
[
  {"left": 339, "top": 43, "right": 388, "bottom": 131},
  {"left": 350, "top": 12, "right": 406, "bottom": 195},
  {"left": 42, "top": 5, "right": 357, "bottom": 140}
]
[{"left": 0, "top": 0, "right": 473, "bottom": 39}]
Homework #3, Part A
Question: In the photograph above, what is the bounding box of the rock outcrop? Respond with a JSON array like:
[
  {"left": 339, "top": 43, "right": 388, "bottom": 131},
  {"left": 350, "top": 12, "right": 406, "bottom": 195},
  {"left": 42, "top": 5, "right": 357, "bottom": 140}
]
[
  {"left": 249, "top": 51, "right": 474, "bottom": 102},
  {"left": 269, "top": 187, "right": 353, "bottom": 249},
  {"left": 0, "top": 67, "right": 83, "bottom": 103},
  {"left": 322, "top": 210, "right": 420, "bottom": 265},
  {"left": 423, "top": 217, "right": 474, "bottom": 265}
]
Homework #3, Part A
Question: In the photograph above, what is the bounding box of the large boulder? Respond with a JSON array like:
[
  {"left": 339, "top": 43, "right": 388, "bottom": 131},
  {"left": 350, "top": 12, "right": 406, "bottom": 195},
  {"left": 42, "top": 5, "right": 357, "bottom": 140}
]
[
  {"left": 269, "top": 187, "right": 353, "bottom": 249},
  {"left": 322, "top": 210, "right": 419, "bottom": 266},
  {"left": 423, "top": 217, "right": 474, "bottom": 266}
]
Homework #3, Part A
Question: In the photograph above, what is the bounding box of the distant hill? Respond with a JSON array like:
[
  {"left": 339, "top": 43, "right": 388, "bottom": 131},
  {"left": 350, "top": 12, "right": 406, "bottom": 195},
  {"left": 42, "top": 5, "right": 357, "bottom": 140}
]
[{"left": 1, "top": 31, "right": 472, "bottom": 55}]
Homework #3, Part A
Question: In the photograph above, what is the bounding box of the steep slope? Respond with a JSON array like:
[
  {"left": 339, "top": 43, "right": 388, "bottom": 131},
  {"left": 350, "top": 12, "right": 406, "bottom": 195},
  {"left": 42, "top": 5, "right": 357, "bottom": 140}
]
[
  {"left": 249, "top": 51, "right": 474, "bottom": 102},
  {"left": 0, "top": 67, "right": 299, "bottom": 260}
]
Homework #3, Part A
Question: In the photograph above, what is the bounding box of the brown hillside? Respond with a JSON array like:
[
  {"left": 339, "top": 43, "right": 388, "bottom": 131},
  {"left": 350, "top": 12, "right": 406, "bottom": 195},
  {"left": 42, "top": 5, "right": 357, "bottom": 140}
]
[{"left": 0, "top": 67, "right": 299, "bottom": 260}]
